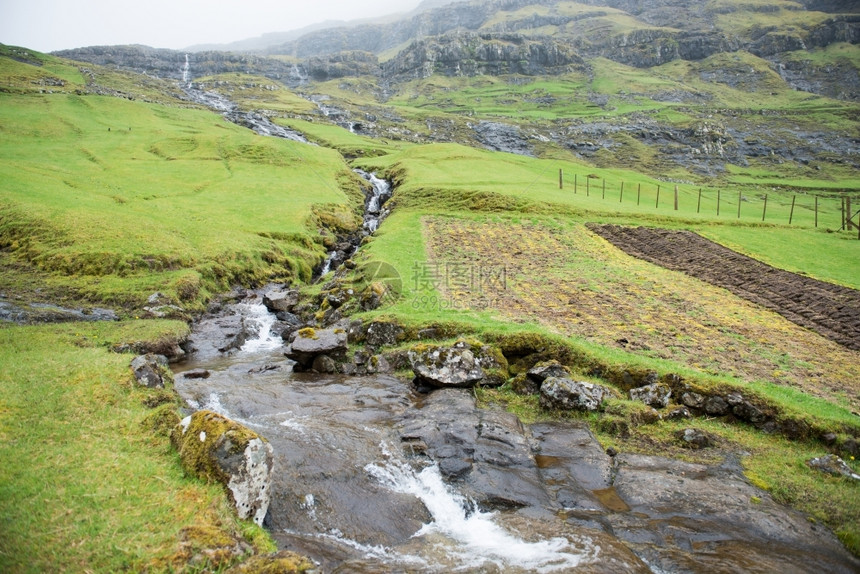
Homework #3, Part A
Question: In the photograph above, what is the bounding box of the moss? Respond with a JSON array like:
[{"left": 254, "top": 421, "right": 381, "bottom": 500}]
[
  {"left": 171, "top": 410, "right": 263, "bottom": 486},
  {"left": 226, "top": 551, "right": 315, "bottom": 573},
  {"left": 141, "top": 403, "right": 181, "bottom": 437},
  {"left": 837, "top": 526, "right": 860, "bottom": 557},
  {"left": 296, "top": 327, "right": 318, "bottom": 340}
]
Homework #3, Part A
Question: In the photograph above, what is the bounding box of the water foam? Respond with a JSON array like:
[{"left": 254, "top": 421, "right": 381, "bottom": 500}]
[
  {"left": 238, "top": 302, "right": 283, "bottom": 353},
  {"left": 366, "top": 445, "right": 597, "bottom": 572}
]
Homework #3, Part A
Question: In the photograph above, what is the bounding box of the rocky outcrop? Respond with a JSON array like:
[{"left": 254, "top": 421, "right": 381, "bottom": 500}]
[
  {"left": 807, "top": 454, "right": 860, "bottom": 480},
  {"left": 171, "top": 411, "right": 274, "bottom": 526},
  {"left": 408, "top": 339, "right": 508, "bottom": 389},
  {"left": 629, "top": 382, "right": 672, "bottom": 409}
]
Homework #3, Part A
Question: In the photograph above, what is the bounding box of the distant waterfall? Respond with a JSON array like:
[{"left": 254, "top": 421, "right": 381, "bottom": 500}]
[{"left": 182, "top": 54, "right": 191, "bottom": 87}]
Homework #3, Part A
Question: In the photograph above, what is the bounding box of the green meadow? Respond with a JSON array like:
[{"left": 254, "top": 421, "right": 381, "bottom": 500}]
[{"left": 1, "top": 40, "right": 859, "bottom": 570}]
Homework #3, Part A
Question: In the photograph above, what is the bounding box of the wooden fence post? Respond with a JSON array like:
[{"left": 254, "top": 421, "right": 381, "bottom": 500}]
[
  {"left": 842, "top": 197, "right": 846, "bottom": 230},
  {"left": 815, "top": 196, "right": 819, "bottom": 228},
  {"left": 674, "top": 185, "right": 679, "bottom": 211},
  {"left": 737, "top": 190, "right": 742, "bottom": 219},
  {"left": 620, "top": 181, "right": 624, "bottom": 203},
  {"left": 762, "top": 194, "right": 768, "bottom": 222},
  {"left": 602, "top": 179, "right": 606, "bottom": 200},
  {"left": 789, "top": 195, "right": 796, "bottom": 225},
  {"left": 717, "top": 189, "right": 721, "bottom": 216},
  {"left": 559, "top": 169, "right": 563, "bottom": 190},
  {"left": 697, "top": 188, "right": 702, "bottom": 213},
  {"left": 637, "top": 183, "right": 641, "bottom": 206},
  {"left": 586, "top": 177, "right": 590, "bottom": 197},
  {"left": 656, "top": 185, "right": 661, "bottom": 209}
]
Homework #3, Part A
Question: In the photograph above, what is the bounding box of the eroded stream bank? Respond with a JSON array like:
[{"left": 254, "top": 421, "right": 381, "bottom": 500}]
[{"left": 171, "top": 295, "right": 860, "bottom": 573}]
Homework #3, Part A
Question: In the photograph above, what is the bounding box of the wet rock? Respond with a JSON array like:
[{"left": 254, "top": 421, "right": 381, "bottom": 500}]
[
  {"left": 311, "top": 354, "right": 338, "bottom": 374},
  {"left": 398, "top": 388, "right": 551, "bottom": 511},
  {"left": 365, "top": 320, "right": 404, "bottom": 349},
  {"left": 182, "top": 369, "right": 211, "bottom": 380},
  {"left": 629, "top": 382, "right": 671, "bottom": 409},
  {"left": 408, "top": 340, "right": 507, "bottom": 389},
  {"left": 187, "top": 313, "right": 253, "bottom": 358},
  {"left": 611, "top": 453, "right": 860, "bottom": 573},
  {"left": 676, "top": 428, "right": 714, "bottom": 449},
  {"left": 171, "top": 411, "right": 273, "bottom": 526},
  {"left": 286, "top": 328, "right": 348, "bottom": 371},
  {"left": 263, "top": 287, "right": 299, "bottom": 313},
  {"left": 807, "top": 454, "right": 860, "bottom": 481},
  {"left": 131, "top": 354, "right": 170, "bottom": 388},
  {"left": 540, "top": 377, "right": 615, "bottom": 412}
]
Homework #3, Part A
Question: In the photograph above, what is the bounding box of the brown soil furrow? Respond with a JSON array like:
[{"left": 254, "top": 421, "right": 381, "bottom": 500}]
[{"left": 588, "top": 224, "right": 860, "bottom": 351}]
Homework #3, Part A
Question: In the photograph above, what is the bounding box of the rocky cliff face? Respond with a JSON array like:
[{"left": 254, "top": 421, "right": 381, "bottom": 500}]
[{"left": 383, "top": 32, "right": 587, "bottom": 80}]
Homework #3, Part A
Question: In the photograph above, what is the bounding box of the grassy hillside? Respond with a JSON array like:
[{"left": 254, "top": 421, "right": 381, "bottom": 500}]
[
  {"left": 0, "top": 54, "right": 359, "bottom": 313},
  {"left": 2, "top": 33, "right": 860, "bottom": 571}
]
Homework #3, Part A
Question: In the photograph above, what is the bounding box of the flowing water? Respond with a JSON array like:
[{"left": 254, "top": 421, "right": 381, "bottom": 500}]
[{"left": 173, "top": 306, "right": 603, "bottom": 573}]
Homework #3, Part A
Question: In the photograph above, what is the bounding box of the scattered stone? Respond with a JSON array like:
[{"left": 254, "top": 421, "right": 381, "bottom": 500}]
[
  {"left": 540, "top": 377, "right": 615, "bottom": 412},
  {"left": 263, "top": 287, "right": 299, "bottom": 313},
  {"left": 171, "top": 410, "right": 274, "bottom": 526},
  {"left": 286, "top": 328, "right": 348, "bottom": 371},
  {"left": 681, "top": 391, "right": 706, "bottom": 410},
  {"left": 807, "top": 454, "right": 860, "bottom": 481},
  {"left": 676, "top": 428, "right": 714, "bottom": 449},
  {"left": 629, "top": 382, "right": 672, "bottom": 409},
  {"left": 365, "top": 320, "right": 404, "bottom": 348},
  {"left": 182, "top": 369, "right": 211, "bottom": 380},
  {"left": 527, "top": 360, "right": 570, "bottom": 385},
  {"left": 408, "top": 340, "right": 507, "bottom": 389},
  {"left": 704, "top": 395, "right": 730, "bottom": 416},
  {"left": 131, "top": 354, "right": 169, "bottom": 388},
  {"left": 732, "top": 399, "right": 767, "bottom": 424},
  {"left": 665, "top": 406, "right": 692, "bottom": 420},
  {"left": 311, "top": 354, "right": 337, "bottom": 374}
]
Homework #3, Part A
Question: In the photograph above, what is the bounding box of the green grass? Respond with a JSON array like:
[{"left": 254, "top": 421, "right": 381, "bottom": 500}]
[
  {"left": 0, "top": 321, "right": 273, "bottom": 572},
  {"left": 0, "top": 92, "right": 358, "bottom": 310}
]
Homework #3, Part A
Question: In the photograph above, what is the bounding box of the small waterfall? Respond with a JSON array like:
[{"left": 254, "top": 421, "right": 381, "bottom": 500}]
[
  {"left": 238, "top": 302, "right": 282, "bottom": 353},
  {"left": 366, "top": 445, "right": 597, "bottom": 572},
  {"left": 355, "top": 169, "right": 392, "bottom": 233}
]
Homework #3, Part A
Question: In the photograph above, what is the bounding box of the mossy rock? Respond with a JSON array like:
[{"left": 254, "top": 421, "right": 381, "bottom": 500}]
[
  {"left": 141, "top": 403, "right": 181, "bottom": 437},
  {"left": 172, "top": 411, "right": 274, "bottom": 526}
]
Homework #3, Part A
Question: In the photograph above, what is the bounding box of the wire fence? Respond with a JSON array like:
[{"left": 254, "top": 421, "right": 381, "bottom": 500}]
[{"left": 558, "top": 170, "right": 860, "bottom": 237}]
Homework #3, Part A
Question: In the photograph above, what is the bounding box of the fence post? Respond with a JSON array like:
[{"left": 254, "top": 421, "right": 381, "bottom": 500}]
[
  {"left": 842, "top": 197, "right": 846, "bottom": 230},
  {"left": 674, "top": 185, "right": 679, "bottom": 211},
  {"left": 762, "top": 194, "right": 768, "bottom": 222},
  {"left": 620, "top": 181, "right": 624, "bottom": 203},
  {"left": 697, "top": 188, "right": 702, "bottom": 213},
  {"left": 559, "top": 169, "right": 563, "bottom": 190},
  {"left": 586, "top": 177, "right": 590, "bottom": 197},
  {"left": 717, "top": 189, "right": 721, "bottom": 216},
  {"left": 656, "top": 185, "right": 661, "bottom": 209},
  {"left": 574, "top": 173, "right": 577, "bottom": 195},
  {"left": 637, "top": 183, "right": 641, "bottom": 206},
  {"left": 602, "top": 179, "right": 606, "bottom": 200},
  {"left": 737, "top": 190, "right": 742, "bottom": 219},
  {"left": 789, "top": 195, "right": 796, "bottom": 225},
  {"left": 815, "top": 196, "right": 819, "bottom": 228}
]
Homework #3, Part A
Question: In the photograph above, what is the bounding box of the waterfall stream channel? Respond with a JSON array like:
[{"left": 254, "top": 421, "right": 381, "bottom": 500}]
[{"left": 170, "top": 70, "right": 859, "bottom": 573}]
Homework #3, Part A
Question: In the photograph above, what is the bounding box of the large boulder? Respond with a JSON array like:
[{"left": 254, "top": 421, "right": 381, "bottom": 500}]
[
  {"left": 286, "top": 328, "right": 348, "bottom": 371},
  {"left": 171, "top": 411, "right": 274, "bottom": 526},
  {"left": 408, "top": 340, "right": 507, "bottom": 389},
  {"left": 540, "top": 377, "right": 615, "bottom": 412}
]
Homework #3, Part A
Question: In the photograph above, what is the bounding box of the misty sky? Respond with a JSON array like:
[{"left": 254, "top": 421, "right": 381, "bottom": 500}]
[{"left": 1, "top": 0, "right": 423, "bottom": 53}]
